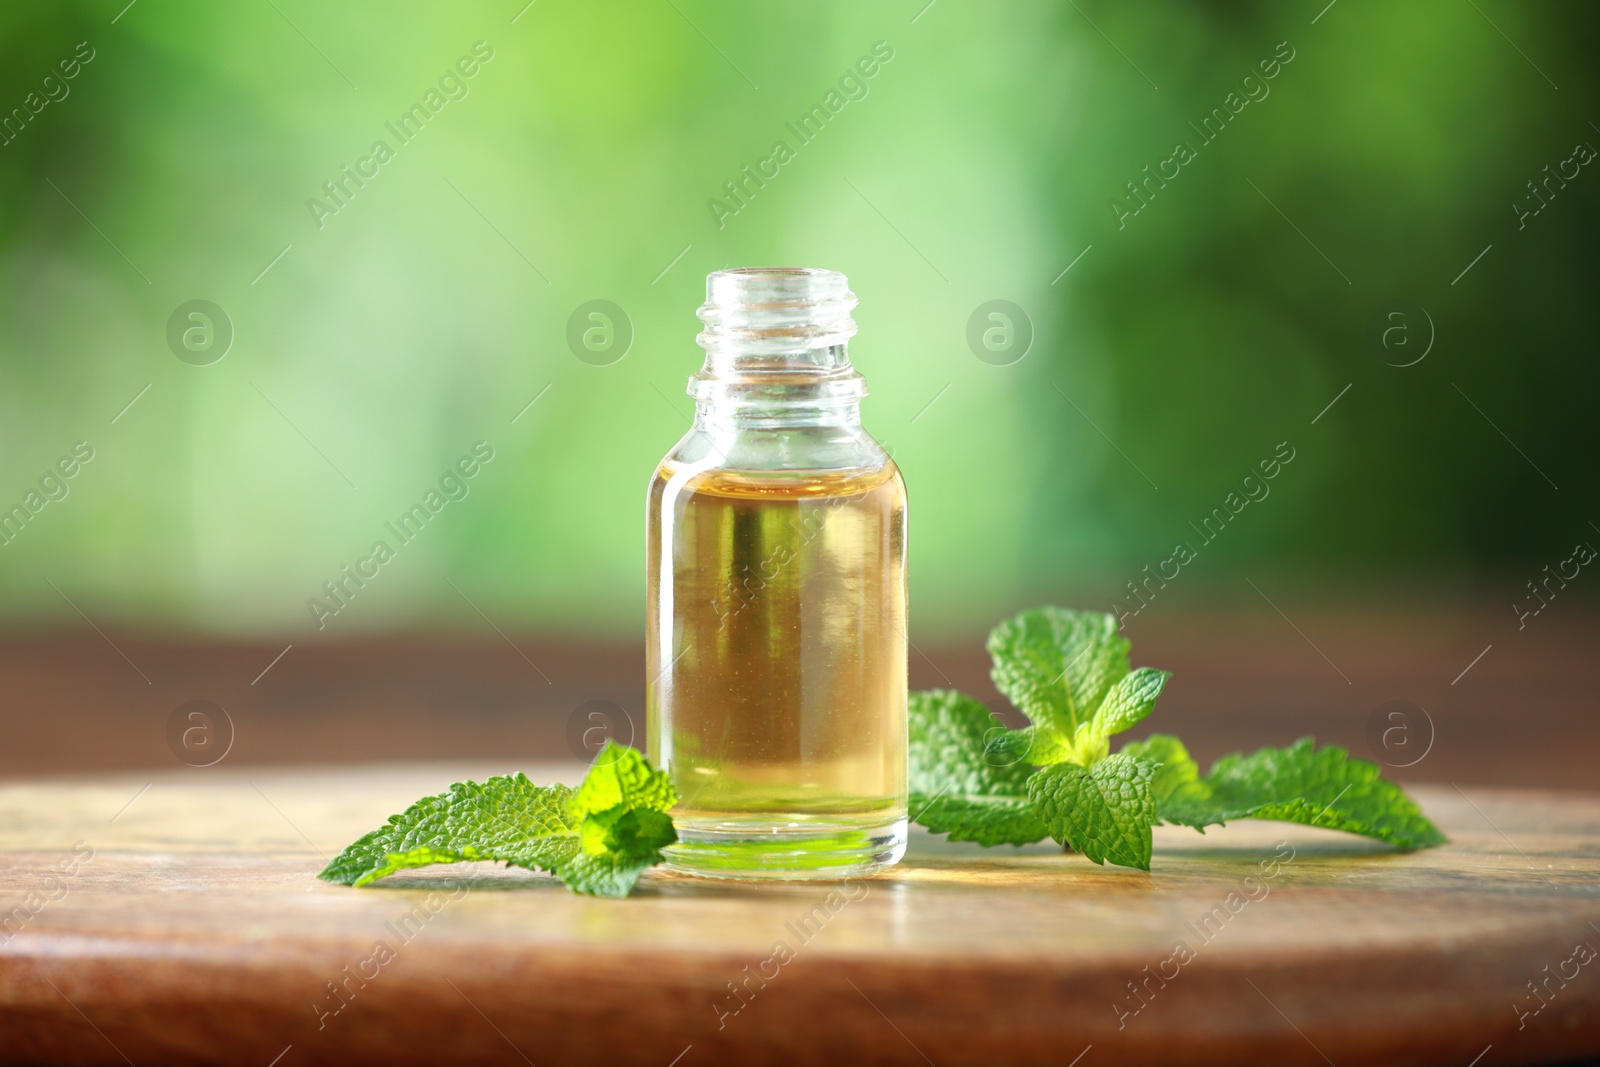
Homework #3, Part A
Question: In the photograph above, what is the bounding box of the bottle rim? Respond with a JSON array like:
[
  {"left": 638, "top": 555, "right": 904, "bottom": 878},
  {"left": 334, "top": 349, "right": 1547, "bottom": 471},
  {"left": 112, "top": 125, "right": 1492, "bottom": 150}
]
[{"left": 697, "top": 266, "right": 858, "bottom": 356}]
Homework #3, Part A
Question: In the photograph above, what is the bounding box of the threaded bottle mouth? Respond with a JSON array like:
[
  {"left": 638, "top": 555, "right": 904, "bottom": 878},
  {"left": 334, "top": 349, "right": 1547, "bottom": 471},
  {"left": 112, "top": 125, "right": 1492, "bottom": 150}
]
[{"left": 696, "top": 267, "right": 858, "bottom": 357}]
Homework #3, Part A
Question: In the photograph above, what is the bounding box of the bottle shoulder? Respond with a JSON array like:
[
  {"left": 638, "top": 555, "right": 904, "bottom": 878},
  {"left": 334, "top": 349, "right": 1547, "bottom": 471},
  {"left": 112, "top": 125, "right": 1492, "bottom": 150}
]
[
  {"left": 655, "top": 422, "right": 895, "bottom": 480},
  {"left": 651, "top": 457, "right": 902, "bottom": 501}
]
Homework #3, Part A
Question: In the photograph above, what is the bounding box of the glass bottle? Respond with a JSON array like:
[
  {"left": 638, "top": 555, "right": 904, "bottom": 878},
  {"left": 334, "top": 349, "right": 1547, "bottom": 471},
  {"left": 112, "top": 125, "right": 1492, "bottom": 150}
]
[{"left": 646, "top": 267, "right": 908, "bottom": 880}]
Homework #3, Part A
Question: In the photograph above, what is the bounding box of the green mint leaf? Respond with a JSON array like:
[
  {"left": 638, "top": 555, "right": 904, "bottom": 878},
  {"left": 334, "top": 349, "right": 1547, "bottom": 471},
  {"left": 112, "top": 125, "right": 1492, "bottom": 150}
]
[
  {"left": 1091, "top": 666, "right": 1171, "bottom": 738},
  {"left": 1123, "top": 734, "right": 1446, "bottom": 850},
  {"left": 907, "top": 690, "right": 1050, "bottom": 846},
  {"left": 1026, "top": 752, "right": 1156, "bottom": 869},
  {"left": 318, "top": 773, "right": 580, "bottom": 887},
  {"left": 569, "top": 741, "right": 677, "bottom": 821},
  {"left": 1118, "top": 733, "right": 1214, "bottom": 828},
  {"left": 319, "top": 742, "right": 679, "bottom": 898},
  {"left": 555, "top": 742, "right": 679, "bottom": 897},
  {"left": 555, "top": 848, "right": 667, "bottom": 898},
  {"left": 908, "top": 689, "right": 1035, "bottom": 797},
  {"left": 560, "top": 806, "right": 679, "bottom": 896},
  {"left": 987, "top": 724, "right": 1079, "bottom": 768},
  {"left": 909, "top": 793, "right": 1051, "bottom": 847},
  {"left": 987, "top": 608, "right": 1130, "bottom": 741}
]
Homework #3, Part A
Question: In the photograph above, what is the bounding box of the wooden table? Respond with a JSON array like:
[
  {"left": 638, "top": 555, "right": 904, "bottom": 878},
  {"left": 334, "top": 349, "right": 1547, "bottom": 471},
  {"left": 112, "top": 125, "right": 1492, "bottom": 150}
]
[
  {"left": 8, "top": 609, "right": 1599, "bottom": 789},
  {"left": 1, "top": 764, "right": 1596, "bottom": 1066}
]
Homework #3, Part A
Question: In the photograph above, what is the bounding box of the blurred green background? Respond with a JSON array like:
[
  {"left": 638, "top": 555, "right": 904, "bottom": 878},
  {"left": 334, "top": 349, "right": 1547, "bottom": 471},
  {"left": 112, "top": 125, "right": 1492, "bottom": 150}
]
[{"left": 1, "top": 0, "right": 1595, "bottom": 641}]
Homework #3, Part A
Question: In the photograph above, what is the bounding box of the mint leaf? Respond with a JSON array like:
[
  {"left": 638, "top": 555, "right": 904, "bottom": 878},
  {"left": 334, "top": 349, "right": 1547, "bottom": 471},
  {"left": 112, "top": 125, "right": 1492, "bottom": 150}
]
[
  {"left": 987, "top": 607, "right": 1130, "bottom": 745},
  {"left": 570, "top": 741, "right": 677, "bottom": 820},
  {"left": 559, "top": 742, "right": 679, "bottom": 896},
  {"left": 910, "top": 793, "right": 1051, "bottom": 847},
  {"left": 318, "top": 742, "right": 679, "bottom": 897},
  {"left": 907, "top": 690, "right": 1049, "bottom": 846},
  {"left": 986, "top": 724, "right": 1078, "bottom": 768},
  {"left": 555, "top": 849, "right": 664, "bottom": 898},
  {"left": 1026, "top": 753, "right": 1156, "bottom": 869},
  {"left": 1123, "top": 734, "right": 1446, "bottom": 850},
  {"left": 1091, "top": 666, "right": 1170, "bottom": 737},
  {"left": 909, "top": 690, "right": 1034, "bottom": 796},
  {"left": 318, "top": 773, "right": 580, "bottom": 887},
  {"left": 1030, "top": 755, "right": 1158, "bottom": 870},
  {"left": 1119, "top": 733, "right": 1214, "bottom": 828}
]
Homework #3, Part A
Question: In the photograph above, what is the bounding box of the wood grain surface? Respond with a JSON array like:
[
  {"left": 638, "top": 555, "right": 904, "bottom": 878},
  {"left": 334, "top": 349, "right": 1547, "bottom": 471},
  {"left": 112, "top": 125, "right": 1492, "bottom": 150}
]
[{"left": 1, "top": 764, "right": 1597, "bottom": 1066}]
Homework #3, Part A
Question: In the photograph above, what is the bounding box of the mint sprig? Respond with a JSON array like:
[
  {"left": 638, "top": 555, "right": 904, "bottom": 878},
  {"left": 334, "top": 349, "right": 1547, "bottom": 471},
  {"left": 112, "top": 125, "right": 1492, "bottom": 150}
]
[
  {"left": 909, "top": 606, "right": 1446, "bottom": 869},
  {"left": 1122, "top": 733, "right": 1446, "bottom": 849},
  {"left": 319, "top": 741, "right": 677, "bottom": 897}
]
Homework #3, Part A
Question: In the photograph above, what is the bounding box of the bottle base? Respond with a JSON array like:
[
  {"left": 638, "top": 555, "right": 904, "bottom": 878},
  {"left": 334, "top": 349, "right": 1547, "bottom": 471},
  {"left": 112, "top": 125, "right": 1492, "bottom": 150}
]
[{"left": 662, "top": 815, "right": 907, "bottom": 881}]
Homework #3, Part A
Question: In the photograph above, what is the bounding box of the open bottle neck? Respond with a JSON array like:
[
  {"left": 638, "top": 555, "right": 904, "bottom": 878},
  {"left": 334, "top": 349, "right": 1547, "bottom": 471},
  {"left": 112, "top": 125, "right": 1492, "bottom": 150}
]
[
  {"left": 688, "top": 267, "right": 867, "bottom": 430},
  {"left": 690, "top": 344, "right": 866, "bottom": 429}
]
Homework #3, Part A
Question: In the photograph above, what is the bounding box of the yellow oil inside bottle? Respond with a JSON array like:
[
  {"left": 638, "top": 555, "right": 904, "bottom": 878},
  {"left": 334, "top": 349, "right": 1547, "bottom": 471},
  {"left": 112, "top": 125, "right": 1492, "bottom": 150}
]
[{"left": 646, "top": 459, "right": 908, "bottom": 878}]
